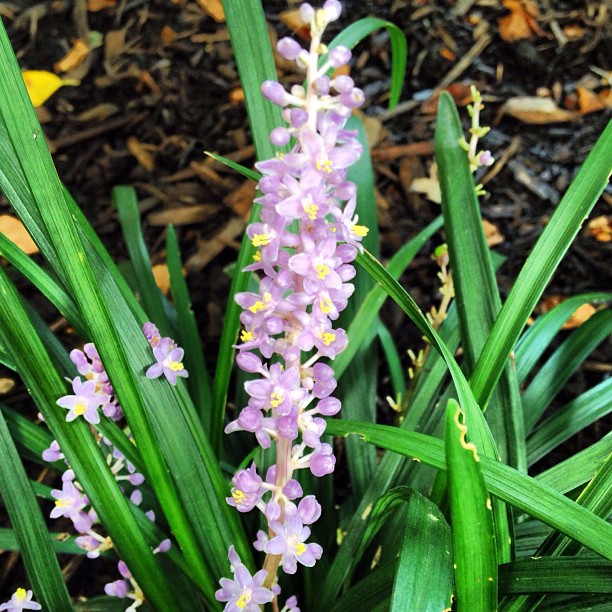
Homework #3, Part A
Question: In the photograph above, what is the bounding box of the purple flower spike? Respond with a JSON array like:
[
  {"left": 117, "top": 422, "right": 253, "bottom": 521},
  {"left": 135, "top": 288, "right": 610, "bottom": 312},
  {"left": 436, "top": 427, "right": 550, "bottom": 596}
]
[
  {"left": 224, "top": 0, "right": 363, "bottom": 594},
  {"left": 216, "top": 547, "right": 274, "bottom": 611}
]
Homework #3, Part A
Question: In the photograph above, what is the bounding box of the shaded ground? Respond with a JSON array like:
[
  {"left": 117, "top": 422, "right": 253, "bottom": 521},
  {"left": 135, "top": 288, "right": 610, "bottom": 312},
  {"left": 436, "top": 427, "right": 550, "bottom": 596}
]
[{"left": 0, "top": 0, "right": 610, "bottom": 603}]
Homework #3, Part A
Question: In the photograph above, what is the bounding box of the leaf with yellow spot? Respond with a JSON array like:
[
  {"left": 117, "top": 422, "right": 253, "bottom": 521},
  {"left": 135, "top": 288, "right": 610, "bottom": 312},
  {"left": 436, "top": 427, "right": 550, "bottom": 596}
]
[
  {"left": 445, "top": 400, "right": 498, "bottom": 612},
  {"left": 22, "top": 71, "right": 79, "bottom": 107}
]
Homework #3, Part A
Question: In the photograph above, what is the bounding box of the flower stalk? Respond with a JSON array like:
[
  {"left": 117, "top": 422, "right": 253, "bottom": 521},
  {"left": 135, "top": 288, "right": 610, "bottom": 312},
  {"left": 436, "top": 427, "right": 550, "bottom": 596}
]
[{"left": 217, "top": 2, "right": 366, "bottom": 609}]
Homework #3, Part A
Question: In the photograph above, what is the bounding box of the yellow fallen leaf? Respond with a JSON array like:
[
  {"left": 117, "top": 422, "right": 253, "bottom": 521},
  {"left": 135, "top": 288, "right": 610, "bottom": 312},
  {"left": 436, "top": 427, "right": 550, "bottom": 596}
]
[
  {"left": 22, "top": 70, "right": 79, "bottom": 107},
  {"left": 152, "top": 264, "right": 171, "bottom": 294},
  {"left": 0, "top": 215, "right": 39, "bottom": 255},
  {"left": 54, "top": 39, "right": 90, "bottom": 73},
  {"left": 196, "top": 0, "right": 225, "bottom": 22}
]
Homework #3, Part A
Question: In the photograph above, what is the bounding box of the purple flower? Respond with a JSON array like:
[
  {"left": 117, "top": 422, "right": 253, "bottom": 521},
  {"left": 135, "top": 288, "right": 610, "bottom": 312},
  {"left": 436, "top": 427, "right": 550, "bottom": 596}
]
[
  {"left": 57, "top": 377, "right": 107, "bottom": 424},
  {"left": 282, "top": 596, "right": 300, "bottom": 612},
  {"left": 104, "top": 580, "right": 129, "bottom": 598},
  {"left": 0, "top": 589, "right": 41, "bottom": 612},
  {"left": 215, "top": 547, "right": 274, "bottom": 611},
  {"left": 265, "top": 515, "right": 323, "bottom": 574},
  {"left": 42, "top": 439, "right": 64, "bottom": 463},
  {"left": 50, "top": 477, "right": 93, "bottom": 532},
  {"left": 227, "top": 464, "right": 265, "bottom": 513},
  {"left": 309, "top": 443, "right": 336, "bottom": 477},
  {"left": 145, "top": 341, "right": 188, "bottom": 385}
]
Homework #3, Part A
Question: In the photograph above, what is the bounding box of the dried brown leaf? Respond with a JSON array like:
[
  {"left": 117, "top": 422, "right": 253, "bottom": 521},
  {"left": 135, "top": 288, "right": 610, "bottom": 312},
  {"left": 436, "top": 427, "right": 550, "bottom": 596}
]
[
  {"left": 598, "top": 89, "right": 612, "bottom": 108},
  {"left": 577, "top": 86, "right": 605, "bottom": 115},
  {"left": 54, "top": 39, "right": 89, "bottom": 73},
  {"left": 482, "top": 219, "right": 504, "bottom": 247},
  {"left": 499, "top": 0, "right": 543, "bottom": 42},
  {"left": 87, "top": 0, "right": 117, "bottom": 11},
  {"left": 0, "top": 215, "right": 39, "bottom": 255},
  {"left": 196, "top": 0, "right": 225, "bottom": 23},
  {"left": 229, "top": 87, "right": 245, "bottom": 104},
  {"left": 410, "top": 163, "right": 441, "bottom": 204},
  {"left": 279, "top": 9, "right": 310, "bottom": 40},
  {"left": 499, "top": 96, "right": 575, "bottom": 123},
  {"left": 161, "top": 25, "right": 178, "bottom": 46},
  {"left": 127, "top": 137, "right": 155, "bottom": 172},
  {"left": 585, "top": 215, "right": 612, "bottom": 242}
]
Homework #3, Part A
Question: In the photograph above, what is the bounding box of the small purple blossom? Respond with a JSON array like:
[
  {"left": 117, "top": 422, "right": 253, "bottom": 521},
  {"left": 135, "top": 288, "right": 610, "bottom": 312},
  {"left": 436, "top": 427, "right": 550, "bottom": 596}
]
[
  {"left": 265, "top": 515, "right": 323, "bottom": 574},
  {"left": 227, "top": 464, "right": 265, "bottom": 513},
  {"left": 57, "top": 377, "right": 107, "bottom": 424},
  {"left": 42, "top": 439, "right": 64, "bottom": 462},
  {"left": 145, "top": 337, "right": 189, "bottom": 385},
  {"left": 0, "top": 589, "right": 41, "bottom": 612},
  {"left": 215, "top": 547, "right": 274, "bottom": 611}
]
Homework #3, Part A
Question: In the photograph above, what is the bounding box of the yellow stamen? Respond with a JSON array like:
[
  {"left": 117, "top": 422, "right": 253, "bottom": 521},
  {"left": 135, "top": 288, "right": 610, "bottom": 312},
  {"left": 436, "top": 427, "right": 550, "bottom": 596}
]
[
  {"left": 315, "top": 264, "right": 330, "bottom": 280},
  {"left": 270, "top": 392, "right": 283, "bottom": 408},
  {"left": 252, "top": 250, "right": 261, "bottom": 262},
  {"left": 252, "top": 233, "right": 271, "bottom": 247},
  {"left": 319, "top": 296, "right": 333, "bottom": 314},
  {"left": 241, "top": 330, "right": 255, "bottom": 342},
  {"left": 295, "top": 542, "right": 306, "bottom": 555},
  {"left": 55, "top": 499, "right": 70, "bottom": 508},
  {"left": 353, "top": 224, "right": 369, "bottom": 237},
  {"left": 249, "top": 301, "right": 265, "bottom": 313},
  {"left": 236, "top": 591, "right": 249, "bottom": 609},
  {"left": 232, "top": 489, "right": 247, "bottom": 504},
  {"left": 15, "top": 589, "right": 27, "bottom": 602},
  {"left": 316, "top": 159, "right": 333, "bottom": 174},
  {"left": 321, "top": 332, "right": 335, "bottom": 346},
  {"left": 303, "top": 201, "right": 319, "bottom": 220},
  {"left": 74, "top": 402, "right": 86, "bottom": 416},
  {"left": 169, "top": 361, "right": 183, "bottom": 371},
  {"left": 248, "top": 292, "right": 272, "bottom": 314}
]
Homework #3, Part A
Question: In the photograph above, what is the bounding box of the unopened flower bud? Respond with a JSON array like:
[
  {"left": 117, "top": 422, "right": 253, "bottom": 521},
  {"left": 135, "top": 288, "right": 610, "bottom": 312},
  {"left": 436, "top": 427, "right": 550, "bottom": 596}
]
[
  {"left": 277, "top": 37, "right": 302, "bottom": 61},
  {"left": 262, "top": 80, "right": 290, "bottom": 106},
  {"left": 328, "top": 45, "right": 351, "bottom": 68}
]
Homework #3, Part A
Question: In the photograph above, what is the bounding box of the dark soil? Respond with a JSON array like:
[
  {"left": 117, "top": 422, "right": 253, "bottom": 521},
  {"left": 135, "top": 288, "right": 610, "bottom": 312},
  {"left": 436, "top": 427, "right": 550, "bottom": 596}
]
[{"left": 1, "top": 0, "right": 610, "bottom": 603}]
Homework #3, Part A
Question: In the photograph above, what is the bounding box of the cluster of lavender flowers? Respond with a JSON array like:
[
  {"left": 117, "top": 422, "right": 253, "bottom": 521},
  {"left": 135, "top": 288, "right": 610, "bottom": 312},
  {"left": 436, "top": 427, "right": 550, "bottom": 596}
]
[
  {"left": 217, "top": 1, "right": 366, "bottom": 608},
  {"left": 42, "top": 323, "right": 181, "bottom": 609}
]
